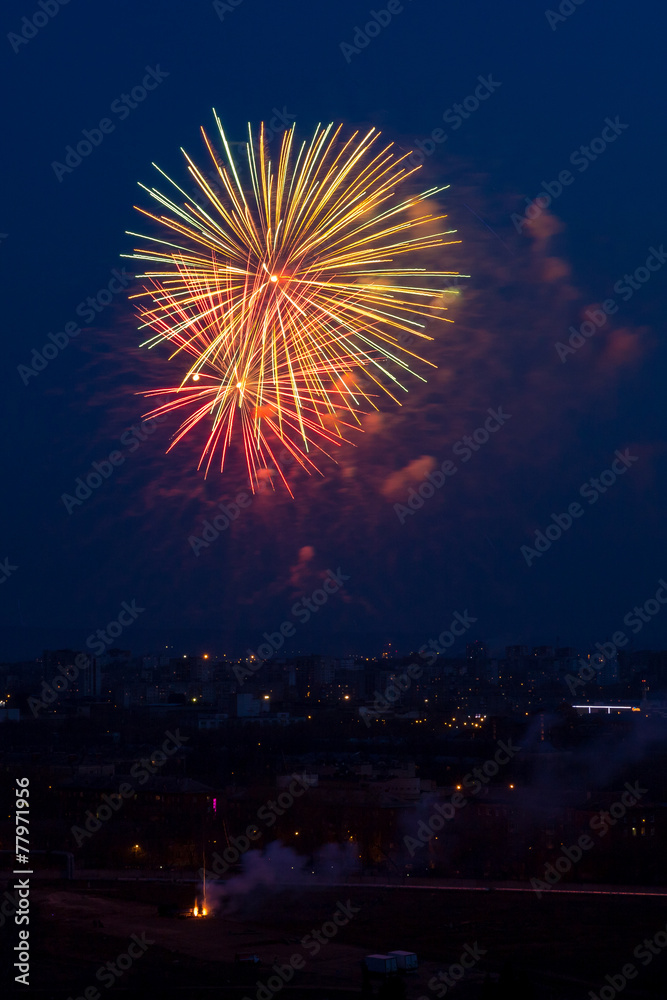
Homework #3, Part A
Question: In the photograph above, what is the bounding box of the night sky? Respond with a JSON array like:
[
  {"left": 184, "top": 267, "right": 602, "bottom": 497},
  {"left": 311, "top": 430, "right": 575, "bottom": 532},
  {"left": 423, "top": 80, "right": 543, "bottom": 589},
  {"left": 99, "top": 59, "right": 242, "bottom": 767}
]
[{"left": 2, "top": 0, "right": 666, "bottom": 659}]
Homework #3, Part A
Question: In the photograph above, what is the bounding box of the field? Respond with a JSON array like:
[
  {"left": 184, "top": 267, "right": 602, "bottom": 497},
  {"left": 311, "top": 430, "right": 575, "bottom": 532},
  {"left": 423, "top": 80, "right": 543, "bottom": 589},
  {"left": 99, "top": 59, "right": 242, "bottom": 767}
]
[{"left": 6, "top": 878, "right": 667, "bottom": 998}]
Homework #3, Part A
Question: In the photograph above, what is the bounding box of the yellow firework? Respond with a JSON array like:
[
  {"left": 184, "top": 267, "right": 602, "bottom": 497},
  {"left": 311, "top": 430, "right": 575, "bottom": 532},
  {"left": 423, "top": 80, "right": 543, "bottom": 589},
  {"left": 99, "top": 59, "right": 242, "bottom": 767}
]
[{"left": 126, "top": 115, "right": 463, "bottom": 492}]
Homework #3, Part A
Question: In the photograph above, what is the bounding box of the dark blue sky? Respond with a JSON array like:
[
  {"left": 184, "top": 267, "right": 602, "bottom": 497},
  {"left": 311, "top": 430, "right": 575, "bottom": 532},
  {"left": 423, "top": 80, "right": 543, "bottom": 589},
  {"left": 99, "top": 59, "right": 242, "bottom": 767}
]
[{"left": 2, "top": 0, "right": 666, "bottom": 659}]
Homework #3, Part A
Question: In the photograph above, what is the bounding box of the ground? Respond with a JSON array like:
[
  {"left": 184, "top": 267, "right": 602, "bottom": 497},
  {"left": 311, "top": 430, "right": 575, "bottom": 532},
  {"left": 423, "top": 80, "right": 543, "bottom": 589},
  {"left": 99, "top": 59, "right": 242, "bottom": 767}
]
[{"left": 6, "top": 878, "right": 667, "bottom": 998}]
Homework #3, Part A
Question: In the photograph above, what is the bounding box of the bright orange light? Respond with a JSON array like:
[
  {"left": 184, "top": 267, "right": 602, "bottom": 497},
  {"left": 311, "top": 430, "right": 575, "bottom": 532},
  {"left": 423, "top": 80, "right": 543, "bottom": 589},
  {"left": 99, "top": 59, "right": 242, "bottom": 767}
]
[{"left": 253, "top": 404, "right": 277, "bottom": 419}]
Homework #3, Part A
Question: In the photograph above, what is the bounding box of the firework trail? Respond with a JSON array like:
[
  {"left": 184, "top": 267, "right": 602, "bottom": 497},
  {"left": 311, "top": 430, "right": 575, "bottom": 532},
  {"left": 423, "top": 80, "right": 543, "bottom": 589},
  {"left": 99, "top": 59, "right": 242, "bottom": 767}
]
[{"left": 127, "top": 116, "right": 463, "bottom": 492}]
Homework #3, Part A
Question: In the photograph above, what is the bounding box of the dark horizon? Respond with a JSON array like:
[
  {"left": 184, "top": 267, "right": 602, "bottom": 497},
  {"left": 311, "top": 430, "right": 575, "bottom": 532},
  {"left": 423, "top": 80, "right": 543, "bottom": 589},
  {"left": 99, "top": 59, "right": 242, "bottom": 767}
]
[{"left": 4, "top": 629, "right": 667, "bottom": 666}]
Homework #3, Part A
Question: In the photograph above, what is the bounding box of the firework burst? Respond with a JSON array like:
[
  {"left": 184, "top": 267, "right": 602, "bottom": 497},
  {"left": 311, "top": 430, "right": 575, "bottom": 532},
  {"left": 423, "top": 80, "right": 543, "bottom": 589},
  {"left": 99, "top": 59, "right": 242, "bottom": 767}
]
[{"left": 127, "top": 115, "right": 463, "bottom": 493}]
